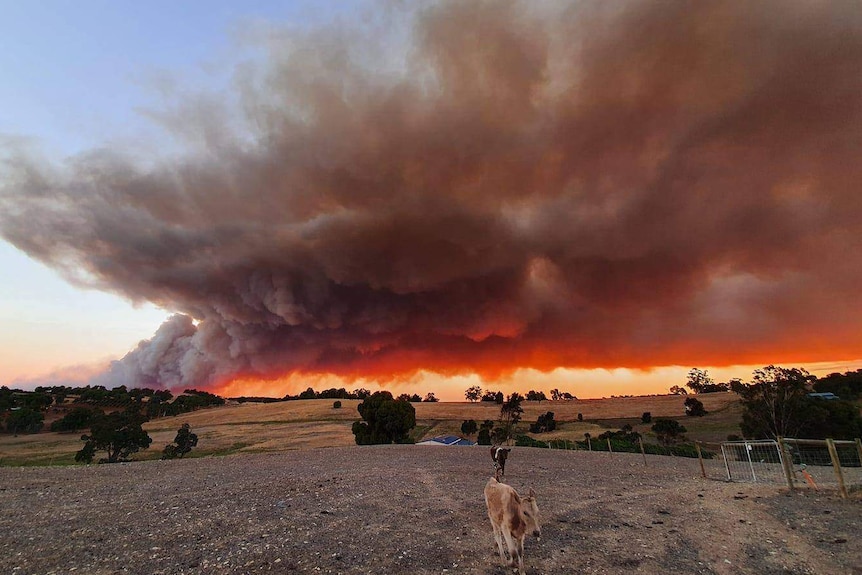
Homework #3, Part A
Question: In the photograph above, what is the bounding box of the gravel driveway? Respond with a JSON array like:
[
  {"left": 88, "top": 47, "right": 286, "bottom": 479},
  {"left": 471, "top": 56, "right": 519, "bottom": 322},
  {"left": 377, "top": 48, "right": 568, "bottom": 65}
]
[{"left": 1, "top": 446, "right": 859, "bottom": 574}]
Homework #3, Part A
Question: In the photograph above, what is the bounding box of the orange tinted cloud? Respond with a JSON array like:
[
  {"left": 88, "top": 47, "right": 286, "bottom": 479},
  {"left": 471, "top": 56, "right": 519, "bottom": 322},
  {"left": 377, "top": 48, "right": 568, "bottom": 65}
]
[{"left": 2, "top": 1, "right": 861, "bottom": 392}]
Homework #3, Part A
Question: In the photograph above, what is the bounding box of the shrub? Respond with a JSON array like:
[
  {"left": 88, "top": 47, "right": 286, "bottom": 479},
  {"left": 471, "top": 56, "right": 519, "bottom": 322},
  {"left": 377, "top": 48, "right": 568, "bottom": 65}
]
[
  {"left": 529, "top": 411, "right": 556, "bottom": 433},
  {"left": 5, "top": 408, "right": 44, "bottom": 434},
  {"left": 684, "top": 397, "right": 707, "bottom": 416},
  {"left": 333, "top": 401, "right": 342, "bottom": 409},
  {"left": 651, "top": 418, "right": 687, "bottom": 445},
  {"left": 641, "top": 412, "right": 652, "bottom": 423},
  {"left": 477, "top": 428, "right": 492, "bottom": 445},
  {"left": 577, "top": 413, "right": 583, "bottom": 422},
  {"left": 461, "top": 419, "right": 478, "bottom": 436}
]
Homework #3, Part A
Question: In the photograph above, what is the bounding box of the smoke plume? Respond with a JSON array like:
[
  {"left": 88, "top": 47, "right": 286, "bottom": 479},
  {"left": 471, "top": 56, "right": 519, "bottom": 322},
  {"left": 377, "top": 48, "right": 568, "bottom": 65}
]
[{"left": 3, "top": 1, "right": 862, "bottom": 391}]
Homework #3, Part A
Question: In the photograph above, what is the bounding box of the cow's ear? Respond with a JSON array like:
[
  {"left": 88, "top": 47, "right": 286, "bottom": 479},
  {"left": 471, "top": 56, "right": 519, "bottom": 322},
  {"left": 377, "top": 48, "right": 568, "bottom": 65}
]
[{"left": 528, "top": 487, "right": 535, "bottom": 497}]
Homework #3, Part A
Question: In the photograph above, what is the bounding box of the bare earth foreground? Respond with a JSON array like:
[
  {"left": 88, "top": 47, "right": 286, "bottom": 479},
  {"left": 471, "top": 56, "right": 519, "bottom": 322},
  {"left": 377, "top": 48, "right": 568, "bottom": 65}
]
[{"left": 1, "top": 447, "right": 859, "bottom": 575}]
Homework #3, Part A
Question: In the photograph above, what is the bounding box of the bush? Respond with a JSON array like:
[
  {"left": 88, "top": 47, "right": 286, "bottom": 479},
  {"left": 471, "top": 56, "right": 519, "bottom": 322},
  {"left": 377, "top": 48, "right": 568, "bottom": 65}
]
[
  {"left": 577, "top": 413, "right": 583, "bottom": 422},
  {"left": 529, "top": 411, "right": 556, "bottom": 433},
  {"left": 651, "top": 418, "right": 687, "bottom": 445},
  {"left": 477, "top": 428, "right": 492, "bottom": 445},
  {"left": 641, "top": 412, "right": 652, "bottom": 423},
  {"left": 333, "top": 401, "right": 342, "bottom": 409},
  {"left": 461, "top": 419, "right": 478, "bottom": 436},
  {"left": 684, "top": 397, "right": 707, "bottom": 416}
]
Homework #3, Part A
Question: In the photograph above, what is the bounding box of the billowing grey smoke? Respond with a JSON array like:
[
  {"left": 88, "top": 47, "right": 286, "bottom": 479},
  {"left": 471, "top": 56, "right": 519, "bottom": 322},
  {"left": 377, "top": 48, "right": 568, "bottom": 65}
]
[{"left": 3, "top": 1, "right": 862, "bottom": 391}]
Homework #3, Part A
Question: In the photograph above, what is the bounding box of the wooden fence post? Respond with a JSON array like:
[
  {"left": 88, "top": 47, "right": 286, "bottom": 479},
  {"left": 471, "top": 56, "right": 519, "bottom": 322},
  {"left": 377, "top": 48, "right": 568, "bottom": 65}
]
[
  {"left": 777, "top": 437, "right": 795, "bottom": 491},
  {"left": 855, "top": 438, "right": 862, "bottom": 468},
  {"left": 695, "top": 442, "right": 706, "bottom": 478},
  {"left": 607, "top": 438, "right": 613, "bottom": 453},
  {"left": 826, "top": 439, "right": 848, "bottom": 499},
  {"left": 639, "top": 436, "right": 647, "bottom": 466}
]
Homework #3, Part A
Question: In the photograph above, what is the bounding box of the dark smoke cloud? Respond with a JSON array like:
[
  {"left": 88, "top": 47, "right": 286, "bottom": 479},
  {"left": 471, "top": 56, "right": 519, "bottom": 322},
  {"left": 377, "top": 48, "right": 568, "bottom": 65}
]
[{"left": 3, "top": 0, "right": 862, "bottom": 391}]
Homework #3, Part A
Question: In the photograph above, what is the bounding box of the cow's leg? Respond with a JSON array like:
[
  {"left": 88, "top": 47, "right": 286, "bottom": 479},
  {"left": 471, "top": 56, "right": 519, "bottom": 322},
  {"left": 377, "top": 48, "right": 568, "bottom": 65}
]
[
  {"left": 489, "top": 515, "right": 507, "bottom": 565},
  {"left": 502, "top": 530, "right": 524, "bottom": 575}
]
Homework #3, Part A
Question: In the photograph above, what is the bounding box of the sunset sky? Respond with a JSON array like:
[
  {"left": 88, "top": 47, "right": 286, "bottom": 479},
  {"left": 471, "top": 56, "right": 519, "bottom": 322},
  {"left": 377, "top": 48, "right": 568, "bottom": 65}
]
[{"left": 2, "top": 1, "right": 861, "bottom": 401}]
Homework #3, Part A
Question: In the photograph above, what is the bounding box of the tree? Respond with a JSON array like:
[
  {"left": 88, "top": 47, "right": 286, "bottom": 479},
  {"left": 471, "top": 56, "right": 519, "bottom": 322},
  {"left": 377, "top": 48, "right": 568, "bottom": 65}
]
[
  {"left": 731, "top": 365, "right": 814, "bottom": 439},
  {"left": 461, "top": 419, "right": 478, "bottom": 436},
  {"left": 550, "top": 389, "right": 561, "bottom": 401},
  {"left": 333, "top": 401, "right": 342, "bottom": 409},
  {"left": 641, "top": 411, "right": 652, "bottom": 424},
  {"left": 669, "top": 385, "right": 688, "bottom": 395},
  {"left": 525, "top": 390, "right": 547, "bottom": 401},
  {"left": 496, "top": 393, "right": 524, "bottom": 444},
  {"left": 495, "top": 391, "right": 504, "bottom": 404},
  {"left": 352, "top": 391, "right": 416, "bottom": 445},
  {"left": 529, "top": 411, "right": 556, "bottom": 433},
  {"left": 477, "top": 419, "right": 495, "bottom": 445},
  {"left": 465, "top": 386, "right": 483, "bottom": 403},
  {"left": 423, "top": 392, "right": 439, "bottom": 403},
  {"left": 50, "top": 406, "right": 104, "bottom": 432},
  {"left": 162, "top": 423, "right": 198, "bottom": 459},
  {"left": 686, "top": 368, "right": 713, "bottom": 394},
  {"left": 651, "top": 419, "right": 687, "bottom": 445},
  {"left": 299, "top": 387, "right": 317, "bottom": 400},
  {"left": 5, "top": 408, "right": 44, "bottom": 434},
  {"left": 684, "top": 397, "right": 707, "bottom": 416},
  {"left": 76, "top": 411, "right": 152, "bottom": 463}
]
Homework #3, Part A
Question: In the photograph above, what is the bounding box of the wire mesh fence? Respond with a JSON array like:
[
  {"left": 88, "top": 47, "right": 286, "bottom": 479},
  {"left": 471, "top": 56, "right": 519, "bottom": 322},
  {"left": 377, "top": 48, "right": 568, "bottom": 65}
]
[
  {"left": 512, "top": 433, "right": 862, "bottom": 497},
  {"left": 717, "top": 437, "right": 862, "bottom": 497},
  {"left": 721, "top": 440, "right": 786, "bottom": 484}
]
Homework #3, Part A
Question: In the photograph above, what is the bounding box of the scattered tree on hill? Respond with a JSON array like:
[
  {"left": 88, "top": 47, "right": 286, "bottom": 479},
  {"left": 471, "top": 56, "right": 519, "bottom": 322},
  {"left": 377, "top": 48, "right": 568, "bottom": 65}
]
[
  {"left": 669, "top": 385, "right": 688, "bottom": 395},
  {"left": 684, "top": 397, "right": 707, "bottom": 417},
  {"left": 733, "top": 365, "right": 862, "bottom": 440},
  {"left": 813, "top": 369, "right": 862, "bottom": 400},
  {"left": 423, "top": 393, "right": 439, "bottom": 403},
  {"left": 731, "top": 365, "right": 813, "bottom": 439},
  {"left": 495, "top": 393, "right": 524, "bottom": 444},
  {"left": 461, "top": 419, "right": 478, "bottom": 437},
  {"left": 50, "top": 406, "right": 104, "bottom": 432},
  {"left": 333, "top": 401, "right": 342, "bottom": 409},
  {"left": 465, "top": 386, "right": 483, "bottom": 403},
  {"left": 352, "top": 392, "right": 416, "bottom": 445},
  {"left": 5, "top": 407, "right": 44, "bottom": 434},
  {"left": 76, "top": 410, "right": 152, "bottom": 464},
  {"left": 685, "top": 368, "right": 713, "bottom": 394},
  {"left": 162, "top": 423, "right": 198, "bottom": 459},
  {"left": 641, "top": 412, "right": 652, "bottom": 423},
  {"left": 577, "top": 413, "right": 583, "bottom": 422},
  {"left": 651, "top": 419, "right": 687, "bottom": 445},
  {"left": 529, "top": 411, "right": 556, "bottom": 433},
  {"left": 525, "top": 390, "right": 547, "bottom": 401}
]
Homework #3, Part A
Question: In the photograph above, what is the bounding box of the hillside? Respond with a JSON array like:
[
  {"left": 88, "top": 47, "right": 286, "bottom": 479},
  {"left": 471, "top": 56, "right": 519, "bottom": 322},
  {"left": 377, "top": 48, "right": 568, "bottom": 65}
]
[{"left": 0, "top": 394, "right": 742, "bottom": 466}]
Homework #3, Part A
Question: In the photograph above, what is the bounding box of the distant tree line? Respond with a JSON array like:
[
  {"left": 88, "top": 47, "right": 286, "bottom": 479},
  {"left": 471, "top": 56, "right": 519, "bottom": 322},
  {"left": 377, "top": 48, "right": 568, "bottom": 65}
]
[{"left": 0, "top": 385, "right": 225, "bottom": 435}]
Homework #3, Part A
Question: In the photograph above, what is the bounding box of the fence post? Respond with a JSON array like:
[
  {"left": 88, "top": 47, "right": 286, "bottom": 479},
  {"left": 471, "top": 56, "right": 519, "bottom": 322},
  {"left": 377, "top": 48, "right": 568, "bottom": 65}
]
[
  {"left": 606, "top": 438, "right": 613, "bottom": 453},
  {"left": 695, "top": 442, "right": 706, "bottom": 478},
  {"left": 777, "top": 437, "right": 795, "bottom": 490},
  {"left": 639, "top": 436, "right": 647, "bottom": 466},
  {"left": 855, "top": 438, "right": 862, "bottom": 468},
  {"left": 745, "top": 441, "right": 757, "bottom": 482},
  {"left": 826, "top": 439, "right": 848, "bottom": 499}
]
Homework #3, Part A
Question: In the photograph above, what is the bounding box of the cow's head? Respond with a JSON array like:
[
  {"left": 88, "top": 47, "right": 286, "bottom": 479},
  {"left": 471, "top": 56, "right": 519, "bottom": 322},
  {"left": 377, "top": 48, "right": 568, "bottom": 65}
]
[{"left": 520, "top": 487, "right": 541, "bottom": 538}]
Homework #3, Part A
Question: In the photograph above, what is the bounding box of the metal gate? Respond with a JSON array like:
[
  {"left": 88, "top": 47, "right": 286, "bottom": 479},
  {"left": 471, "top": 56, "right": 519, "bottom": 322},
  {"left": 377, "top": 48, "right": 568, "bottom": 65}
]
[{"left": 721, "top": 440, "right": 786, "bottom": 483}]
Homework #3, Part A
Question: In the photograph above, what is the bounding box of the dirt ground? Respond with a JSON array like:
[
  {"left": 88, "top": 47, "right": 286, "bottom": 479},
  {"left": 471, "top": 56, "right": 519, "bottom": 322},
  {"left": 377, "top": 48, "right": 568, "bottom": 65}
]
[{"left": 1, "top": 446, "right": 859, "bottom": 575}]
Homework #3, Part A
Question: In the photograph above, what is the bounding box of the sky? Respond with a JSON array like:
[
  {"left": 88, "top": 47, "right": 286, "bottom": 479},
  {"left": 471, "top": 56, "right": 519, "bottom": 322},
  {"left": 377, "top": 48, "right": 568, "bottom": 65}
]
[{"left": 1, "top": 1, "right": 861, "bottom": 401}]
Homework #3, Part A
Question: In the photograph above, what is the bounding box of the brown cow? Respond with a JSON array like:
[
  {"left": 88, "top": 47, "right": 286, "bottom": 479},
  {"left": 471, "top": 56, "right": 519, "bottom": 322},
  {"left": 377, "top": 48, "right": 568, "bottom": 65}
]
[
  {"left": 491, "top": 446, "right": 511, "bottom": 480},
  {"left": 483, "top": 477, "right": 541, "bottom": 574}
]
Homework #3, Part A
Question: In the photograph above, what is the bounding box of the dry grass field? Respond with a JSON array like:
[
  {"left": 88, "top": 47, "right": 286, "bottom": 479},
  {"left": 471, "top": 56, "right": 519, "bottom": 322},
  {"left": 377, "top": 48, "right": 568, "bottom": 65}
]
[{"left": 0, "top": 394, "right": 742, "bottom": 467}]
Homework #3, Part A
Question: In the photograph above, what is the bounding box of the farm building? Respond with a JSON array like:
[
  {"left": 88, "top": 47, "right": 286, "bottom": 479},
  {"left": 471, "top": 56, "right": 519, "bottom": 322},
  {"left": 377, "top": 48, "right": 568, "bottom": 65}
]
[{"left": 417, "top": 435, "right": 476, "bottom": 446}]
